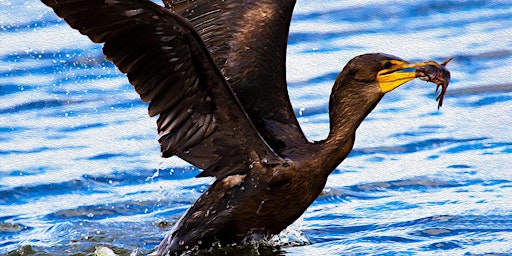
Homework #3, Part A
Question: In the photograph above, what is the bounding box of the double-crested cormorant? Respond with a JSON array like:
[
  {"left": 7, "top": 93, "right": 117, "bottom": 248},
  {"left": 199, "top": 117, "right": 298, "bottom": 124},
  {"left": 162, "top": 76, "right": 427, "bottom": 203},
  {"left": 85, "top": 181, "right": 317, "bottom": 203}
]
[{"left": 42, "top": 0, "right": 449, "bottom": 254}]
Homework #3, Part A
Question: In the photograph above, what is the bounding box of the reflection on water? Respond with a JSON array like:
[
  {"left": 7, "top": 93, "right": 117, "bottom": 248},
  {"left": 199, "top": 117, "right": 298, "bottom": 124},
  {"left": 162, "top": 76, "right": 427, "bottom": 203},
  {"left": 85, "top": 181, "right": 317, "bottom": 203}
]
[{"left": 1, "top": 0, "right": 512, "bottom": 255}]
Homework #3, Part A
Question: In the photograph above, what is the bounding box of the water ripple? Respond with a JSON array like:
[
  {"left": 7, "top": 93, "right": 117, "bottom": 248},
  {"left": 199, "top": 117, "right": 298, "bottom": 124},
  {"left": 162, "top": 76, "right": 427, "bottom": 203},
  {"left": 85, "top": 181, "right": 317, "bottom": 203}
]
[{"left": 1, "top": 0, "right": 511, "bottom": 255}]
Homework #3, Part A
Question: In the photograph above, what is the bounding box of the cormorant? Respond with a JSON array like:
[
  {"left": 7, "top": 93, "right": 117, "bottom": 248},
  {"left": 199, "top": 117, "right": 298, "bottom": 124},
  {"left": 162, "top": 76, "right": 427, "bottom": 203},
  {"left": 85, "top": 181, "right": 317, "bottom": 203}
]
[{"left": 41, "top": 0, "right": 449, "bottom": 254}]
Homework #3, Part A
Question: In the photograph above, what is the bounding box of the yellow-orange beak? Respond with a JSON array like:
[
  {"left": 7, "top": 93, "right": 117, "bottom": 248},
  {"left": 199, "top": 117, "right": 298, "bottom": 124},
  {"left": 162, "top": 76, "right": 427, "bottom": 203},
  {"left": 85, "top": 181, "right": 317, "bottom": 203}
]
[{"left": 377, "top": 60, "right": 440, "bottom": 93}]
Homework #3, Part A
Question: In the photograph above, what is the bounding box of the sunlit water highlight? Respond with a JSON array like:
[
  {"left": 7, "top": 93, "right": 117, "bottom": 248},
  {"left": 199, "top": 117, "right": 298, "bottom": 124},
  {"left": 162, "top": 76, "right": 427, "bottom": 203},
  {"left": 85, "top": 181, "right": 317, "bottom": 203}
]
[{"left": 1, "top": 0, "right": 511, "bottom": 255}]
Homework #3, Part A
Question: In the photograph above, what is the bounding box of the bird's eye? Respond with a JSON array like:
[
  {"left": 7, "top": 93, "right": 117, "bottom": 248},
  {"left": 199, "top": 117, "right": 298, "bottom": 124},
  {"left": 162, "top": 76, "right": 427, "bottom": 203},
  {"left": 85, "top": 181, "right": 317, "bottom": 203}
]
[{"left": 382, "top": 61, "right": 392, "bottom": 69}]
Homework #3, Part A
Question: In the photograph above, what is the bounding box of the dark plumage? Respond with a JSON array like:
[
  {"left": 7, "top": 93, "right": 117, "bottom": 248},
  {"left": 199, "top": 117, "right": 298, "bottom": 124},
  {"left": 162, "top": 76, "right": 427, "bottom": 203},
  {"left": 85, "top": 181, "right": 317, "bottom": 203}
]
[{"left": 41, "top": 0, "right": 445, "bottom": 254}]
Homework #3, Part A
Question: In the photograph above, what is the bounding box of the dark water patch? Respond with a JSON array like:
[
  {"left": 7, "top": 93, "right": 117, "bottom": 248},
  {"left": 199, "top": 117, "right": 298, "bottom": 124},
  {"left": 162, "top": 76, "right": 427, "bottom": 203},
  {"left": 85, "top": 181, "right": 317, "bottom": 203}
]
[
  {"left": 0, "top": 19, "right": 62, "bottom": 33},
  {"left": 316, "top": 189, "right": 351, "bottom": 203},
  {"left": 420, "top": 125, "right": 444, "bottom": 129},
  {"left": 119, "top": 134, "right": 153, "bottom": 141},
  {"left": 121, "top": 167, "right": 201, "bottom": 183},
  {"left": 1, "top": 49, "right": 80, "bottom": 63},
  {"left": 461, "top": 95, "right": 512, "bottom": 108},
  {"left": 58, "top": 122, "right": 106, "bottom": 132},
  {"left": 317, "top": 187, "right": 390, "bottom": 203},
  {"left": 442, "top": 142, "right": 512, "bottom": 154},
  {"left": 288, "top": 30, "right": 366, "bottom": 46},
  {"left": 50, "top": 73, "right": 122, "bottom": 86},
  {"left": 0, "top": 145, "right": 85, "bottom": 156},
  {"left": 421, "top": 110, "right": 443, "bottom": 117},
  {"left": 0, "top": 84, "right": 27, "bottom": 96},
  {"left": 304, "top": 211, "right": 358, "bottom": 223},
  {"left": 46, "top": 200, "right": 166, "bottom": 221},
  {"left": 447, "top": 164, "right": 472, "bottom": 169},
  {"left": 406, "top": 215, "right": 512, "bottom": 237},
  {"left": 463, "top": 254, "right": 512, "bottom": 256},
  {"left": 0, "top": 146, "right": 51, "bottom": 155},
  {"left": 1, "top": 48, "right": 107, "bottom": 65},
  {"left": 391, "top": 125, "right": 445, "bottom": 138},
  {"left": 425, "top": 241, "right": 462, "bottom": 250},
  {"left": 348, "top": 178, "right": 464, "bottom": 193},
  {"left": 451, "top": 50, "right": 512, "bottom": 76},
  {"left": 8, "top": 167, "right": 47, "bottom": 177},
  {"left": 0, "top": 222, "right": 30, "bottom": 233},
  {"left": 80, "top": 167, "right": 202, "bottom": 187},
  {"left": 350, "top": 179, "right": 511, "bottom": 195},
  {"left": 35, "top": 106, "right": 102, "bottom": 118},
  {"left": 107, "top": 99, "right": 146, "bottom": 111},
  {"left": 350, "top": 137, "right": 487, "bottom": 157},
  {"left": 0, "top": 179, "right": 92, "bottom": 205},
  {"left": 0, "top": 99, "right": 87, "bottom": 114},
  {"left": 448, "top": 83, "right": 512, "bottom": 96},
  {"left": 413, "top": 227, "right": 456, "bottom": 238},
  {"left": 361, "top": 235, "right": 419, "bottom": 244},
  {"left": 454, "top": 50, "right": 512, "bottom": 65},
  {"left": 2, "top": 55, "right": 101, "bottom": 78},
  {"left": 502, "top": 147, "right": 512, "bottom": 153},
  {"left": 427, "top": 154, "right": 440, "bottom": 160},
  {"left": 85, "top": 153, "right": 125, "bottom": 161},
  {"left": 0, "top": 126, "right": 25, "bottom": 133},
  {"left": 376, "top": 106, "right": 404, "bottom": 113},
  {"left": 481, "top": 179, "right": 511, "bottom": 187},
  {"left": 82, "top": 170, "right": 152, "bottom": 185},
  {"left": 0, "top": 51, "right": 116, "bottom": 81},
  {"left": 306, "top": 223, "right": 379, "bottom": 244}
]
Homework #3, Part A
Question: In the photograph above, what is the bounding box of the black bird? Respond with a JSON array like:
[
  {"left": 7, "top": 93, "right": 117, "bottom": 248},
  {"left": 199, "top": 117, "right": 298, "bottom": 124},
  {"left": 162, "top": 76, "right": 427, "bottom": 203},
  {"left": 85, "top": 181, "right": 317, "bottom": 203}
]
[{"left": 41, "top": 0, "right": 445, "bottom": 254}]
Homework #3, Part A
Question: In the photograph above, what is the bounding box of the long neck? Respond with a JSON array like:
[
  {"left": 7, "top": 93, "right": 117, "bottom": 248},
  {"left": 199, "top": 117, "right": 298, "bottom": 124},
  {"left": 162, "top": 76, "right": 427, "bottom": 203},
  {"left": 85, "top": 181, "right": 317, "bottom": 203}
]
[{"left": 314, "top": 72, "right": 382, "bottom": 176}]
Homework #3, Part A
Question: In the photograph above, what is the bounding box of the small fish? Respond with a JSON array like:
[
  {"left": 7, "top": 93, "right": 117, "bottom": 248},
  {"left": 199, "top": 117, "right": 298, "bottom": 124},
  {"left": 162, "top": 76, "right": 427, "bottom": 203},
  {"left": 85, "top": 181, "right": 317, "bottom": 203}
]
[{"left": 416, "top": 58, "right": 452, "bottom": 108}]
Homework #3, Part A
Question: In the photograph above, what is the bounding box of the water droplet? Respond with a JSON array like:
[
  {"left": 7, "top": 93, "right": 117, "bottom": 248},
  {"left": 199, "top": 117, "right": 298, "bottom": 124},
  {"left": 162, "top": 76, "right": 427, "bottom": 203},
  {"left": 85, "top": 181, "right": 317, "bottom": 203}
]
[{"left": 256, "top": 201, "right": 265, "bottom": 214}]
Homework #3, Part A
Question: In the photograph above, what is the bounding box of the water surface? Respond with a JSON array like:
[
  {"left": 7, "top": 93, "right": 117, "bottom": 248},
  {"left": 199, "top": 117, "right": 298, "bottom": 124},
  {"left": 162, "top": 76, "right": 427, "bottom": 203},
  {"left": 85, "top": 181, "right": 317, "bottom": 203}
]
[{"left": 1, "top": 0, "right": 511, "bottom": 255}]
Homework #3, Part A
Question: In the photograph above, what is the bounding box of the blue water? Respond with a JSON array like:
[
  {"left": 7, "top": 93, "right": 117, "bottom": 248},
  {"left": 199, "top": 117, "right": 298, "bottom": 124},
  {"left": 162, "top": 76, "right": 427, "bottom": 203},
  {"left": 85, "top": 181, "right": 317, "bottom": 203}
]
[{"left": 1, "top": 0, "right": 512, "bottom": 255}]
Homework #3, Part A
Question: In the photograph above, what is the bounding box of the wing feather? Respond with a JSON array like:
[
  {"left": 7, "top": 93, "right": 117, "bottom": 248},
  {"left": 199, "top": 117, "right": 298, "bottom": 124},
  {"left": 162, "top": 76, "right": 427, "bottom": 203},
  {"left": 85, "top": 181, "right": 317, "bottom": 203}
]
[
  {"left": 43, "top": 0, "right": 283, "bottom": 179},
  {"left": 164, "top": 0, "right": 309, "bottom": 150}
]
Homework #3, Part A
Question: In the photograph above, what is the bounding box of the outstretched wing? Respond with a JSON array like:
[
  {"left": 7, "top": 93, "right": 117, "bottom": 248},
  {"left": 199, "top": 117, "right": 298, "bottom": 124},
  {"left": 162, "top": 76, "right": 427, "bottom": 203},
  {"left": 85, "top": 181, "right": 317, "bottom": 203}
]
[
  {"left": 42, "top": 0, "right": 283, "bottom": 179},
  {"left": 164, "top": 0, "right": 308, "bottom": 151}
]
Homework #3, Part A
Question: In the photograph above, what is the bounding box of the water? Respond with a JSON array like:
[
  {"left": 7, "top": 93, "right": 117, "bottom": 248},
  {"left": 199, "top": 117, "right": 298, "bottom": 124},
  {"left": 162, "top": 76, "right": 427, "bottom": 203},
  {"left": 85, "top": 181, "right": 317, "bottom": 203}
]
[{"left": 1, "top": 0, "right": 511, "bottom": 255}]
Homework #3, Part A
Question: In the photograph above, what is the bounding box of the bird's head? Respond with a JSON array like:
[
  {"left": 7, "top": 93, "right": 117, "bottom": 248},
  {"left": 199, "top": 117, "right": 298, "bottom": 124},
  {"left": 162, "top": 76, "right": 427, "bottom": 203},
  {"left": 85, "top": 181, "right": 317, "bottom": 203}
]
[
  {"left": 338, "top": 53, "right": 441, "bottom": 94},
  {"left": 330, "top": 53, "right": 442, "bottom": 124}
]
